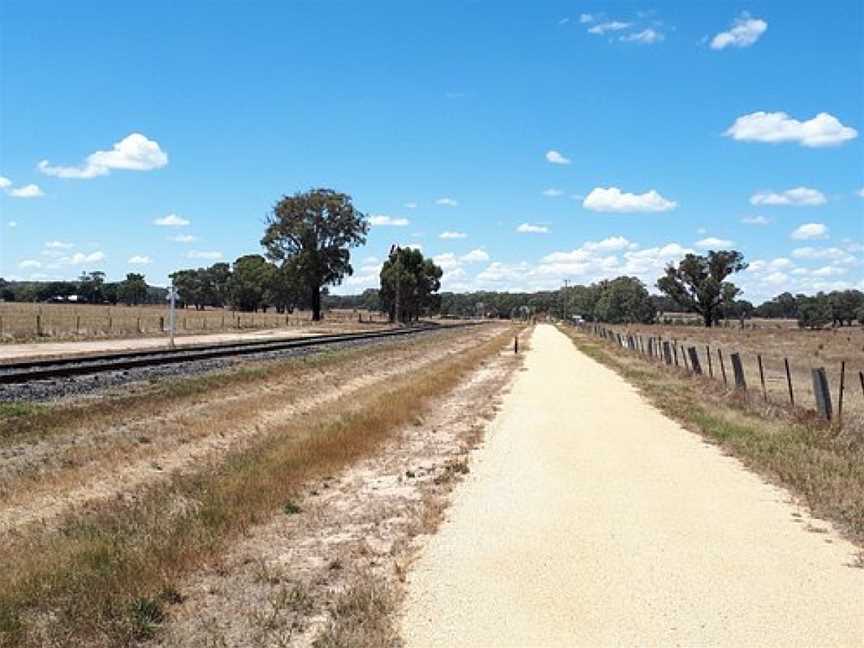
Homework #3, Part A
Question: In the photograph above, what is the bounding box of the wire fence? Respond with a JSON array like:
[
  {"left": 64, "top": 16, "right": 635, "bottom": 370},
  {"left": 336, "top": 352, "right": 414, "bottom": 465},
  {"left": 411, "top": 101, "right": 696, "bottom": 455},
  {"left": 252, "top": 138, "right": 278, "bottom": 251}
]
[
  {"left": 575, "top": 322, "right": 864, "bottom": 430},
  {"left": 0, "top": 304, "right": 388, "bottom": 341}
]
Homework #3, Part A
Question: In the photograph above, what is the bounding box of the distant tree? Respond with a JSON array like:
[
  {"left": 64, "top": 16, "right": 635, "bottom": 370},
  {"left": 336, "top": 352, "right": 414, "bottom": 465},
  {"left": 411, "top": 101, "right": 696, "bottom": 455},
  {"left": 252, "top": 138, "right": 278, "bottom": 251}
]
[
  {"left": 656, "top": 250, "right": 748, "bottom": 327},
  {"left": 207, "top": 262, "right": 232, "bottom": 307},
  {"left": 266, "top": 261, "right": 302, "bottom": 314},
  {"left": 828, "top": 290, "right": 864, "bottom": 327},
  {"left": 359, "top": 288, "right": 381, "bottom": 312},
  {"left": 77, "top": 271, "right": 106, "bottom": 303},
  {"left": 118, "top": 273, "right": 148, "bottom": 305},
  {"left": 723, "top": 299, "right": 754, "bottom": 327},
  {"left": 379, "top": 246, "right": 443, "bottom": 323},
  {"left": 797, "top": 294, "right": 833, "bottom": 329},
  {"left": 228, "top": 254, "right": 274, "bottom": 312},
  {"left": 593, "top": 277, "right": 656, "bottom": 324},
  {"left": 261, "top": 188, "right": 369, "bottom": 321}
]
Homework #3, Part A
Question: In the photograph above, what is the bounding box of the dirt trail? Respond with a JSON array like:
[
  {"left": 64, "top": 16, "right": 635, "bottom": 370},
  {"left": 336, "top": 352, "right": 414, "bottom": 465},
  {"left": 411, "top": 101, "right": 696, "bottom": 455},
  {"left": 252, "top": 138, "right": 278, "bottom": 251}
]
[{"left": 401, "top": 324, "right": 864, "bottom": 647}]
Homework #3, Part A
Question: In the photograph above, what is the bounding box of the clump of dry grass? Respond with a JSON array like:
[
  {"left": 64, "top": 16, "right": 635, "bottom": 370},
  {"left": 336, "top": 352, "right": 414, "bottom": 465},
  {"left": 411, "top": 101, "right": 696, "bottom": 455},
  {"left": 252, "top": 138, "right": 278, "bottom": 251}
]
[
  {"left": 312, "top": 572, "right": 398, "bottom": 648},
  {"left": 0, "top": 327, "right": 518, "bottom": 646},
  {"left": 560, "top": 327, "right": 864, "bottom": 546}
]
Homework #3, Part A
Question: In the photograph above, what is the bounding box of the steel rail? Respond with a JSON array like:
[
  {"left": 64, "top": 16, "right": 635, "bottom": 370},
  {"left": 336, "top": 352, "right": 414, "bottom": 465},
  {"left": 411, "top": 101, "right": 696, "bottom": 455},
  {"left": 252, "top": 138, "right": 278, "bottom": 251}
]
[{"left": 0, "top": 323, "right": 482, "bottom": 385}]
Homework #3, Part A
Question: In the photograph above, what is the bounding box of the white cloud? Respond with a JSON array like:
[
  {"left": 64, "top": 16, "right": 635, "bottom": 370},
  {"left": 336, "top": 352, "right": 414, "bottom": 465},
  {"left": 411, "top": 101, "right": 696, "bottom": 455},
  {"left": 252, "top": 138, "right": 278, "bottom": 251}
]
[
  {"left": 38, "top": 133, "right": 168, "bottom": 179},
  {"left": 542, "top": 188, "right": 564, "bottom": 197},
  {"left": 0, "top": 176, "right": 10, "bottom": 189},
  {"left": 369, "top": 214, "right": 410, "bottom": 226},
  {"left": 61, "top": 251, "right": 105, "bottom": 265},
  {"left": 621, "top": 28, "right": 664, "bottom": 44},
  {"left": 588, "top": 21, "right": 632, "bottom": 35},
  {"left": 517, "top": 223, "right": 549, "bottom": 233},
  {"left": 710, "top": 13, "right": 767, "bottom": 50},
  {"left": 583, "top": 186, "right": 677, "bottom": 213},
  {"left": 461, "top": 248, "right": 490, "bottom": 263},
  {"left": 168, "top": 233, "right": 197, "bottom": 243},
  {"left": 8, "top": 184, "right": 44, "bottom": 198},
  {"left": 790, "top": 223, "right": 828, "bottom": 240},
  {"left": 403, "top": 202, "right": 417, "bottom": 209},
  {"left": 741, "top": 215, "right": 771, "bottom": 225},
  {"left": 579, "top": 13, "right": 594, "bottom": 24},
  {"left": 545, "top": 150, "right": 571, "bottom": 165},
  {"left": 7, "top": 221, "right": 16, "bottom": 228},
  {"left": 188, "top": 250, "right": 223, "bottom": 260},
  {"left": 695, "top": 237, "right": 734, "bottom": 249},
  {"left": 18, "top": 260, "right": 42, "bottom": 269},
  {"left": 128, "top": 255, "right": 152, "bottom": 265},
  {"left": 750, "top": 187, "right": 826, "bottom": 206},
  {"left": 811, "top": 265, "right": 846, "bottom": 277},
  {"left": 725, "top": 112, "right": 857, "bottom": 148},
  {"left": 439, "top": 231, "right": 467, "bottom": 239},
  {"left": 435, "top": 197, "right": 458, "bottom": 207},
  {"left": 857, "top": 188, "right": 864, "bottom": 198},
  {"left": 792, "top": 246, "right": 855, "bottom": 262},
  {"left": 154, "top": 213, "right": 190, "bottom": 227},
  {"left": 45, "top": 240, "right": 74, "bottom": 249},
  {"left": 432, "top": 253, "right": 462, "bottom": 271}
]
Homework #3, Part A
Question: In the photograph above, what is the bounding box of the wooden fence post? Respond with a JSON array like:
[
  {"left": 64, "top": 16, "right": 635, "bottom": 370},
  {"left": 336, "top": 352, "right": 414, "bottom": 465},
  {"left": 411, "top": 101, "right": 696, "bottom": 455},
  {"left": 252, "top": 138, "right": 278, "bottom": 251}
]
[
  {"left": 785, "top": 358, "right": 795, "bottom": 406},
  {"left": 688, "top": 347, "right": 702, "bottom": 375},
  {"left": 837, "top": 361, "right": 845, "bottom": 427},
  {"left": 673, "top": 343, "right": 679, "bottom": 367},
  {"left": 730, "top": 353, "right": 746, "bottom": 390},
  {"left": 718, "top": 349, "right": 727, "bottom": 386},
  {"left": 811, "top": 368, "right": 832, "bottom": 421},
  {"left": 757, "top": 354, "right": 767, "bottom": 401},
  {"left": 706, "top": 345, "right": 713, "bottom": 378},
  {"left": 36, "top": 314, "right": 43, "bottom": 337}
]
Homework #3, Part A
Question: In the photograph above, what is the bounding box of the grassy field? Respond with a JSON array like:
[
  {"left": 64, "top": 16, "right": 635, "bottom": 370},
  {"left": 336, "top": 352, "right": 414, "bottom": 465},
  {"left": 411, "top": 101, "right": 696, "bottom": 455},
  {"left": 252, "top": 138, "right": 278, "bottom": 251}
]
[
  {"left": 0, "top": 302, "right": 389, "bottom": 342},
  {"left": 593, "top": 322, "right": 864, "bottom": 424},
  {"left": 0, "top": 324, "right": 515, "bottom": 646}
]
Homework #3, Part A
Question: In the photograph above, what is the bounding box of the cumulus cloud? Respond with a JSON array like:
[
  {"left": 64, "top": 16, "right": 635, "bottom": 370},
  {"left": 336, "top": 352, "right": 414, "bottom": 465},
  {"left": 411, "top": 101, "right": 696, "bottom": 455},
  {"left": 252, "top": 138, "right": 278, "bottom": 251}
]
[
  {"left": 588, "top": 21, "right": 632, "bottom": 35},
  {"left": 0, "top": 176, "right": 10, "bottom": 189},
  {"left": 461, "top": 249, "right": 490, "bottom": 263},
  {"left": 583, "top": 186, "right": 677, "bottom": 213},
  {"left": 741, "top": 215, "right": 771, "bottom": 225},
  {"left": 790, "top": 223, "right": 828, "bottom": 240},
  {"left": 621, "top": 28, "right": 664, "bottom": 44},
  {"left": 128, "top": 255, "right": 152, "bottom": 265},
  {"left": 750, "top": 187, "right": 826, "bottom": 206},
  {"left": 38, "top": 133, "right": 168, "bottom": 179},
  {"left": 168, "top": 233, "right": 197, "bottom": 243},
  {"left": 710, "top": 13, "right": 767, "bottom": 49},
  {"left": 45, "top": 240, "right": 74, "bottom": 249},
  {"left": 61, "top": 251, "right": 105, "bottom": 265},
  {"left": 154, "top": 213, "right": 190, "bottom": 227},
  {"left": 792, "top": 246, "right": 855, "bottom": 262},
  {"left": 579, "top": 13, "right": 594, "bottom": 23},
  {"left": 542, "top": 188, "right": 564, "bottom": 197},
  {"left": 545, "top": 150, "right": 571, "bottom": 165},
  {"left": 725, "top": 112, "right": 857, "bottom": 147},
  {"left": 439, "top": 231, "right": 467, "bottom": 239},
  {"left": 8, "top": 184, "right": 45, "bottom": 198},
  {"left": 435, "top": 197, "right": 458, "bottom": 207},
  {"left": 188, "top": 250, "right": 223, "bottom": 260},
  {"left": 516, "top": 223, "right": 549, "bottom": 233},
  {"left": 19, "top": 260, "right": 42, "bottom": 269},
  {"left": 857, "top": 188, "right": 864, "bottom": 198},
  {"left": 695, "top": 237, "right": 734, "bottom": 249},
  {"left": 369, "top": 214, "right": 409, "bottom": 226},
  {"left": 7, "top": 221, "right": 16, "bottom": 228}
]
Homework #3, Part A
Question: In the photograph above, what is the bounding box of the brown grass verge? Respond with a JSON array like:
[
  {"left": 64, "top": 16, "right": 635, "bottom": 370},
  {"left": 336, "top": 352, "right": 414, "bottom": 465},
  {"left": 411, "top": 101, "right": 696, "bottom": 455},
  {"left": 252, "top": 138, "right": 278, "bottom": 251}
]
[
  {"left": 558, "top": 325, "right": 864, "bottom": 547},
  {"left": 0, "top": 326, "right": 518, "bottom": 646}
]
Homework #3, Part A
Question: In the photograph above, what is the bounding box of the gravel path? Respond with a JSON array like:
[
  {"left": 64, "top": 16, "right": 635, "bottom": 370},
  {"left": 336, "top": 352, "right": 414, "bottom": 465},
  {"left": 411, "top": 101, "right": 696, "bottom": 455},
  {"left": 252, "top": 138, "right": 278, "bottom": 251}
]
[{"left": 401, "top": 324, "right": 864, "bottom": 647}]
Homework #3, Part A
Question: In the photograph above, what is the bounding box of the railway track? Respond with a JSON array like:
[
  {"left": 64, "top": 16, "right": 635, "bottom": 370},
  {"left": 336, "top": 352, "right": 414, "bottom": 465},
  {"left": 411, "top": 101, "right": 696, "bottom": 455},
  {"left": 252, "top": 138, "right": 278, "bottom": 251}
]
[{"left": 0, "top": 324, "right": 482, "bottom": 385}]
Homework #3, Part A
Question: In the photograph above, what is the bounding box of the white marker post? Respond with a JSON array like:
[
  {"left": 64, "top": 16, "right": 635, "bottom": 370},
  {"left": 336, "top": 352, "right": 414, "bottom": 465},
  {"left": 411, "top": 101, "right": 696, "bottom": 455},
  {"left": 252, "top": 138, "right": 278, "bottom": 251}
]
[{"left": 167, "top": 282, "right": 177, "bottom": 349}]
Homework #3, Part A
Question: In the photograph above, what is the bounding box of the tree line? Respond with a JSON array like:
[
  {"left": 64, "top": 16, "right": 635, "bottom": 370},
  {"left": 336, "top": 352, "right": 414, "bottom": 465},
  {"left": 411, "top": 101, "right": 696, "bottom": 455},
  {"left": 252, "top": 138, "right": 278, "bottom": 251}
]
[{"left": 2, "top": 190, "right": 861, "bottom": 329}]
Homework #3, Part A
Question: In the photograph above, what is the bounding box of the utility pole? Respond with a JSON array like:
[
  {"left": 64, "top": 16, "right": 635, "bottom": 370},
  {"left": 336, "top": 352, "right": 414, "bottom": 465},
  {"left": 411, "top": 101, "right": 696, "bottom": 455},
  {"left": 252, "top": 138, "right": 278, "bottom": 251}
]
[
  {"left": 563, "top": 279, "right": 570, "bottom": 322},
  {"left": 167, "top": 281, "right": 177, "bottom": 348}
]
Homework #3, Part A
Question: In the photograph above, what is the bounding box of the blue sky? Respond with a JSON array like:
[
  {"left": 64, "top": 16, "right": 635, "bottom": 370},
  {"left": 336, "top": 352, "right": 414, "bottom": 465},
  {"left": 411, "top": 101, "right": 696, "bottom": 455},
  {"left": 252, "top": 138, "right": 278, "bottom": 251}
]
[{"left": 1, "top": 1, "right": 862, "bottom": 302}]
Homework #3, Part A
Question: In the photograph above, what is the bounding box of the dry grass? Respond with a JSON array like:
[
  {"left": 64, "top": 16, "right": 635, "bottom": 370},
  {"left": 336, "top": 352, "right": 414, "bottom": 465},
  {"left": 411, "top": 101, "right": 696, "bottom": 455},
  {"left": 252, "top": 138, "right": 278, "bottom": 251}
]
[
  {"left": 312, "top": 573, "right": 398, "bottom": 648},
  {"left": 0, "top": 302, "right": 388, "bottom": 342},
  {"left": 594, "top": 321, "right": 864, "bottom": 423},
  {"left": 559, "top": 326, "right": 864, "bottom": 547},
  {"left": 0, "top": 327, "right": 516, "bottom": 646}
]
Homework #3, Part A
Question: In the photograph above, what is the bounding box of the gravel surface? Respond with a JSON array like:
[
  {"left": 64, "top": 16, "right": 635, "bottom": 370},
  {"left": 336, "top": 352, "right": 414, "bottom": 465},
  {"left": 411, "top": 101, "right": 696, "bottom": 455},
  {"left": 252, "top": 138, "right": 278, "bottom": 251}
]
[
  {"left": 0, "top": 329, "right": 451, "bottom": 403},
  {"left": 401, "top": 324, "right": 864, "bottom": 647}
]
